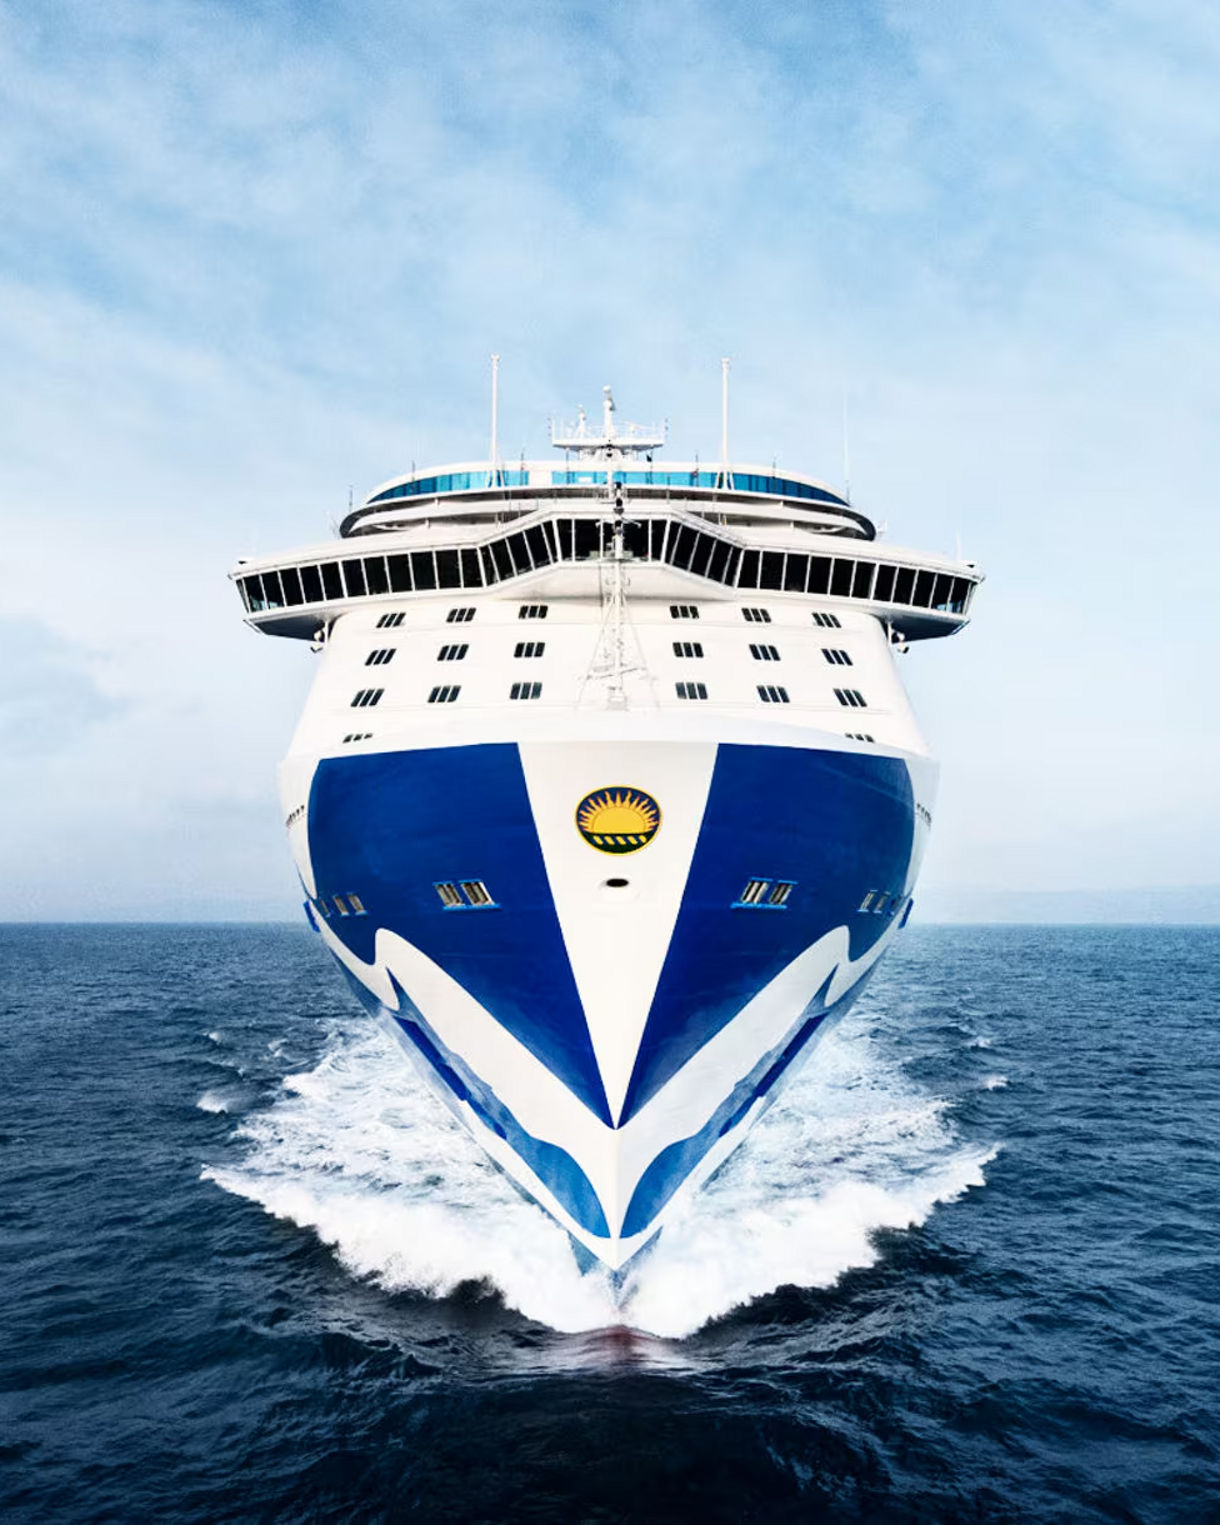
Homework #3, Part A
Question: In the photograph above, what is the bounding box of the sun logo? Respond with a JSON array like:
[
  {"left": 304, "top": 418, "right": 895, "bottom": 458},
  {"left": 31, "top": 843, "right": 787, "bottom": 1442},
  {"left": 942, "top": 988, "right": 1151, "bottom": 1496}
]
[{"left": 575, "top": 787, "right": 662, "bottom": 854}]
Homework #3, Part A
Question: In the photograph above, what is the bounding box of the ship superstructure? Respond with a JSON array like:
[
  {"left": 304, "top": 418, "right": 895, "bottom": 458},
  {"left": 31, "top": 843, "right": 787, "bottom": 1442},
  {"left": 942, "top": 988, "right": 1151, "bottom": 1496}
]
[{"left": 232, "top": 387, "right": 981, "bottom": 1269}]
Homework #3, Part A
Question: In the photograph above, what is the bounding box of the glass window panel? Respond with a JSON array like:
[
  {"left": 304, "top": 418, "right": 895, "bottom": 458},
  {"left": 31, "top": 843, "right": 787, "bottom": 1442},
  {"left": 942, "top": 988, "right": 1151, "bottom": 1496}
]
[
  {"left": 932, "top": 572, "right": 952, "bottom": 610},
  {"left": 488, "top": 539, "right": 513, "bottom": 579},
  {"left": 318, "top": 562, "right": 341, "bottom": 600},
  {"left": 759, "top": 551, "right": 785, "bottom": 590},
  {"left": 388, "top": 554, "right": 412, "bottom": 592},
  {"left": 412, "top": 550, "right": 437, "bottom": 590},
  {"left": 459, "top": 547, "right": 482, "bottom": 587},
  {"left": 300, "top": 565, "right": 323, "bottom": 604},
  {"left": 738, "top": 548, "right": 761, "bottom": 588},
  {"left": 574, "top": 519, "right": 601, "bottom": 560},
  {"left": 913, "top": 568, "right": 935, "bottom": 607},
  {"left": 524, "top": 524, "right": 551, "bottom": 566},
  {"left": 874, "top": 563, "right": 896, "bottom": 602},
  {"left": 262, "top": 570, "right": 285, "bottom": 608},
  {"left": 807, "top": 556, "right": 831, "bottom": 594},
  {"left": 670, "top": 524, "right": 697, "bottom": 570},
  {"left": 622, "top": 520, "right": 649, "bottom": 558},
  {"left": 949, "top": 576, "right": 969, "bottom": 613},
  {"left": 852, "top": 561, "right": 877, "bottom": 600},
  {"left": 830, "top": 559, "right": 854, "bottom": 597},
  {"left": 504, "top": 532, "right": 530, "bottom": 573},
  {"left": 435, "top": 549, "right": 461, "bottom": 587},
  {"left": 893, "top": 566, "right": 915, "bottom": 604},
  {"left": 364, "top": 556, "right": 389, "bottom": 596},
  {"left": 281, "top": 566, "right": 304, "bottom": 606},
  {"left": 706, "top": 537, "right": 733, "bottom": 583},
  {"left": 243, "top": 575, "right": 264, "bottom": 611},
  {"left": 783, "top": 553, "right": 808, "bottom": 592},
  {"left": 341, "top": 559, "right": 367, "bottom": 598},
  {"left": 692, "top": 532, "right": 718, "bottom": 576}
]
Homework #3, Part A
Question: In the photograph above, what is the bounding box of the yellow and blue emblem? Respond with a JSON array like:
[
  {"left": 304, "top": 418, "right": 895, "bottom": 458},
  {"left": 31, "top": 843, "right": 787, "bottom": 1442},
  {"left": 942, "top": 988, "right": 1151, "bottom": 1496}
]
[{"left": 575, "top": 787, "right": 661, "bottom": 854}]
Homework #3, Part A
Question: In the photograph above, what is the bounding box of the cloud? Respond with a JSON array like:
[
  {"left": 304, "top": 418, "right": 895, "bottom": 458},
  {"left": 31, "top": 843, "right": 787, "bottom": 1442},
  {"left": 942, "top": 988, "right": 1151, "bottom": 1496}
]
[{"left": 0, "top": 618, "right": 120, "bottom": 757}]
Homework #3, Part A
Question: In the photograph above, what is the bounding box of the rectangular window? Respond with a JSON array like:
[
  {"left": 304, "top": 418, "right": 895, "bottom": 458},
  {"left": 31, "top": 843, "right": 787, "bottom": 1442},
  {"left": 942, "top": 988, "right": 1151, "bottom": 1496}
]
[
  {"left": 300, "top": 565, "right": 323, "bottom": 604},
  {"left": 518, "top": 604, "right": 548, "bottom": 620},
  {"left": 427, "top": 685, "right": 461, "bottom": 703},
  {"left": 759, "top": 551, "right": 785, "bottom": 590},
  {"left": 365, "top": 649, "right": 395, "bottom": 666},
  {"left": 846, "top": 732, "right": 875, "bottom": 743},
  {"left": 460, "top": 880, "right": 495, "bottom": 907},
  {"left": 333, "top": 895, "right": 350, "bottom": 916},
  {"left": 750, "top": 644, "right": 780, "bottom": 661},
  {"left": 859, "top": 891, "right": 876, "bottom": 912},
  {"left": 342, "top": 732, "right": 373, "bottom": 743},
  {"left": 853, "top": 561, "right": 877, "bottom": 600},
  {"left": 893, "top": 566, "right": 915, "bottom": 605},
  {"left": 320, "top": 562, "right": 343, "bottom": 601},
  {"left": 364, "top": 557, "right": 389, "bottom": 596},
  {"left": 437, "top": 643, "right": 468, "bottom": 661},
  {"left": 807, "top": 557, "right": 831, "bottom": 595},
  {"left": 822, "top": 648, "right": 852, "bottom": 666},
  {"left": 447, "top": 607, "right": 476, "bottom": 623},
  {"left": 811, "top": 611, "right": 842, "bottom": 629},
  {"left": 351, "top": 688, "right": 384, "bottom": 707},
  {"left": 675, "top": 681, "right": 709, "bottom": 700},
  {"left": 737, "top": 878, "right": 771, "bottom": 905},
  {"left": 376, "top": 611, "right": 406, "bottom": 629},
  {"left": 280, "top": 567, "right": 304, "bottom": 607},
  {"left": 834, "top": 688, "right": 866, "bottom": 708},
  {"left": 388, "top": 555, "right": 413, "bottom": 593},
  {"left": 742, "top": 607, "right": 772, "bottom": 623},
  {"left": 874, "top": 564, "right": 897, "bottom": 603},
  {"left": 435, "top": 881, "right": 463, "bottom": 908},
  {"left": 767, "top": 881, "right": 794, "bottom": 907},
  {"left": 913, "top": 568, "right": 936, "bottom": 608},
  {"left": 435, "top": 549, "right": 461, "bottom": 589},
  {"left": 341, "top": 559, "right": 367, "bottom": 598},
  {"left": 412, "top": 551, "right": 437, "bottom": 591},
  {"left": 509, "top": 681, "right": 542, "bottom": 700},
  {"left": 758, "top": 685, "right": 790, "bottom": 703},
  {"left": 672, "top": 641, "right": 704, "bottom": 658},
  {"left": 669, "top": 604, "right": 700, "bottom": 620},
  {"left": 514, "top": 641, "right": 545, "bottom": 658},
  {"left": 347, "top": 892, "right": 367, "bottom": 915}
]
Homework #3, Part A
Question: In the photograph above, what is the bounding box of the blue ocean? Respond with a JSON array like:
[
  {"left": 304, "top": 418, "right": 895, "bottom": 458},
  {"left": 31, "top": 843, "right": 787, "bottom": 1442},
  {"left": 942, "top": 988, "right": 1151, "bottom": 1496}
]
[{"left": 3, "top": 924, "right": 1218, "bottom": 1522}]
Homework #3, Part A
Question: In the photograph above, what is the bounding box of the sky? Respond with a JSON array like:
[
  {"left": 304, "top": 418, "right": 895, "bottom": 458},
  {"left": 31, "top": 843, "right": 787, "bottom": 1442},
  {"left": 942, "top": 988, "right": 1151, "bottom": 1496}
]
[{"left": 1, "top": 0, "right": 1217, "bottom": 920}]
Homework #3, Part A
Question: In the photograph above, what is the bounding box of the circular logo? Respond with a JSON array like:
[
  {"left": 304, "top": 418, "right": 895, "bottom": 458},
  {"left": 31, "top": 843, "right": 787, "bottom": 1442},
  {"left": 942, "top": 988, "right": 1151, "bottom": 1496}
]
[{"left": 575, "top": 787, "right": 662, "bottom": 854}]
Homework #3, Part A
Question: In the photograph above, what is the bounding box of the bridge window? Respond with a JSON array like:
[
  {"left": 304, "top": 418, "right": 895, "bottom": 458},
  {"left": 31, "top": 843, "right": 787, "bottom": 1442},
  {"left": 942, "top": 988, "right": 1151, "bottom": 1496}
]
[
  {"left": 750, "top": 644, "right": 780, "bottom": 661},
  {"left": 351, "top": 688, "right": 384, "bottom": 708},
  {"left": 300, "top": 565, "right": 323, "bottom": 604},
  {"left": 853, "top": 561, "right": 877, "bottom": 599},
  {"left": 518, "top": 604, "right": 548, "bottom": 620},
  {"left": 670, "top": 605, "right": 700, "bottom": 620},
  {"left": 509, "top": 681, "right": 542, "bottom": 700},
  {"left": 364, "top": 557, "right": 389, "bottom": 596},
  {"left": 365, "top": 649, "right": 396, "bottom": 666},
  {"left": 742, "top": 607, "right": 771, "bottom": 623},
  {"left": 377, "top": 611, "right": 406, "bottom": 629},
  {"left": 673, "top": 641, "right": 703, "bottom": 658},
  {"left": 514, "top": 641, "right": 545, "bottom": 658},
  {"left": 675, "top": 682, "right": 708, "bottom": 700},
  {"left": 428, "top": 685, "right": 461, "bottom": 703},
  {"left": 834, "top": 688, "right": 867, "bottom": 708},
  {"left": 893, "top": 566, "right": 915, "bottom": 604},
  {"left": 873, "top": 565, "right": 896, "bottom": 602},
  {"left": 822, "top": 648, "right": 852, "bottom": 666},
  {"left": 447, "top": 607, "right": 476, "bottom": 623},
  {"left": 830, "top": 559, "right": 854, "bottom": 597},
  {"left": 757, "top": 685, "right": 790, "bottom": 703},
  {"left": 913, "top": 569, "right": 936, "bottom": 608},
  {"left": 437, "top": 643, "right": 468, "bottom": 661},
  {"left": 341, "top": 559, "right": 367, "bottom": 598},
  {"left": 811, "top": 611, "right": 842, "bottom": 629}
]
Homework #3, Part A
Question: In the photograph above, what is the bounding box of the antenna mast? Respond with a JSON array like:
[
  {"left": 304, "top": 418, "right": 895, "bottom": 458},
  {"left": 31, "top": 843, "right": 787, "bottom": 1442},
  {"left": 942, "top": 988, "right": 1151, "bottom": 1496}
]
[
  {"left": 842, "top": 390, "right": 852, "bottom": 504},
  {"left": 720, "top": 357, "right": 733, "bottom": 489},
  {"left": 489, "top": 353, "right": 500, "bottom": 486}
]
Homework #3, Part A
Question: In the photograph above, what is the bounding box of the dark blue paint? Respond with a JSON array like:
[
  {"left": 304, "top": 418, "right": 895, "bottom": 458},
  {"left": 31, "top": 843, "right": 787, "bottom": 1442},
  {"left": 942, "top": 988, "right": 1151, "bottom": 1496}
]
[
  {"left": 621, "top": 745, "right": 914, "bottom": 1123},
  {"left": 308, "top": 745, "right": 611, "bottom": 1125}
]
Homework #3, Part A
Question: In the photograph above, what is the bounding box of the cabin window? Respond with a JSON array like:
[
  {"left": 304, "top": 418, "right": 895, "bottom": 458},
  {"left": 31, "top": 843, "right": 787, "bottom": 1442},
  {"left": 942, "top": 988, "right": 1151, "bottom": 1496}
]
[
  {"left": 673, "top": 641, "right": 703, "bottom": 658},
  {"left": 342, "top": 732, "right": 373, "bottom": 743},
  {"left": 376, "top": 611, "right": 405, "bottom": 630},
  {"left": 518, "top": 604, "right": 548, "bottom": 620},
  {"left": 347, "top": 893, "right": 367, "bottom": 915},
  {"left": 822, "top": 648, "right": 852, "bottom": 666},
  {"left": 750, "top": 644, "right": 780, "bottom": 662},
  {"left": 757, "top": 685, "right": 790, "bottom": 703},
  {"left": 435, "top": 882, "right": 463, "bottom": 908},
  {"left": 437, "top": 644, "right": 468, "bottom": 662},
  {"left": 742, "top": 608, "right": 771, "bottom": 623},
  {"left": 447, "top": 607, "right": 476, "bottom": 623},
  {"left": 669, "top": 604, "right": 700, "bottom": 620},
  {"left": 514, "top": 642, "right": 545, "bottom": 658},
  {"left": 460, "top": 880, "right": 495, "bottom": 907},
  {"left": 811, "top": 611, "right": 842, "bottom": 629},
  {"left": 834, "top": 688, "right": 867, "bottom": 708},
  {"left": 365, "top": 649, "right": 395, "bottom": 666},
  {"left": 351, "top": 688, "right": 384, "bottom": 707},
  {"left": 846, "top": 732, "right": 875, "bottom": 743},
  {"left": 427, "top": 685, "right": 461, "bottom": 703},
  {"left": 509, "top": 681, "right": 542, "bottom": 700},
  {"left": 675, "top": 682, "right": 708, "bottom": 700}
]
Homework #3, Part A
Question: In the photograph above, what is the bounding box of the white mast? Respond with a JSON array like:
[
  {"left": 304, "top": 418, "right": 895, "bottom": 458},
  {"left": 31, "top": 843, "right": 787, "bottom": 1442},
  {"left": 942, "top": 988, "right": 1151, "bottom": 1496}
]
[
  {"left": 720, "top": 356, "right": 732, "bottom": 489},
  {"left": 489, "top": 353, "right": 500, "bottom": 486}
]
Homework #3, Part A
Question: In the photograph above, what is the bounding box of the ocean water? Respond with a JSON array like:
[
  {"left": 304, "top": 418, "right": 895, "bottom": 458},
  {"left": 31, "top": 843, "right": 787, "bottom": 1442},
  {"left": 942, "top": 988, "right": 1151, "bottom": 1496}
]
[{"left": 2, "top": 924, "right": 1218, "bottom": 1523}]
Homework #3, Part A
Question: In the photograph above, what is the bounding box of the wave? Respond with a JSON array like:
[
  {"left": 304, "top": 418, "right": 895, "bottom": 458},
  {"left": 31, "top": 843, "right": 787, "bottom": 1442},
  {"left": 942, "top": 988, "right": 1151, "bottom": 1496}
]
[{"left": 203, "top": 1013, "right": 996, "bottom": 1338}]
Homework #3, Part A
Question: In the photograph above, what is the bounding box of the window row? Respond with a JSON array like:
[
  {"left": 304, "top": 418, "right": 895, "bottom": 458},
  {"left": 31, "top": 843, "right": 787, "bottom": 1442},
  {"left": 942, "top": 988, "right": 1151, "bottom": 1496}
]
[
  {"left": 859, "top": 889, "right": 907, "bottom": 918},
  {"left": 359, "top": 680, "right": 863, "bottom": 708},
  {"left": 240, "top": 518, "right": 975, "bottom": 617},
  {"left": 735, "top": 878, "right": 796, "bottom": 909},
  {"left": 435, "top": 879, "right": 497, "bottom": 909},
  {"left": 367, "top": 467, "right": 848, "bottom": 508},
  {"left": 311, "top": 890, "right": 367, "bottom": 920}
]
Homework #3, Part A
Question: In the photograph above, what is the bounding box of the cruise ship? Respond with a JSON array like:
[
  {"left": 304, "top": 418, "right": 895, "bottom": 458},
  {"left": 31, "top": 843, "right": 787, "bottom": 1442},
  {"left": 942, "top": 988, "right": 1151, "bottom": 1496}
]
[{"left": 231, "top": 385, "right": 982, "bottom": 1270}]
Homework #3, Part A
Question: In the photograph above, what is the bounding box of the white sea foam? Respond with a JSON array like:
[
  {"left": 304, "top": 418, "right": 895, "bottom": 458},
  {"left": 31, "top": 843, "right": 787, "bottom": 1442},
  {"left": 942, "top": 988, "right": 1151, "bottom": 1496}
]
[
  {"left": 203, "top": 1013, "right": 996, "bottom": 1338},
  {"left": 197, "top": 1089, "right": 239, "bottom": 1114},
  {"left": 982, "top": 1074, "right": 1009, "bottom": 1090}
]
